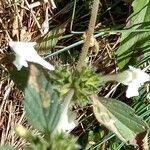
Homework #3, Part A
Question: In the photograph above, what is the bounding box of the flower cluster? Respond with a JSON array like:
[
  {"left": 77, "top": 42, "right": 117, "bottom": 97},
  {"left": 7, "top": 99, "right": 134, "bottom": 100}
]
[{"left": 54, "top": 67, "right": 101, "bottom": 105}]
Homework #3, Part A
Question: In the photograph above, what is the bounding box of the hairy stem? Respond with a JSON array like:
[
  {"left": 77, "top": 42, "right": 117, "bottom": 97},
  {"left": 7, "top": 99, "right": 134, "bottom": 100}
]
[{"left": 77, "top": 0, "right": 100, "bottom": 72}]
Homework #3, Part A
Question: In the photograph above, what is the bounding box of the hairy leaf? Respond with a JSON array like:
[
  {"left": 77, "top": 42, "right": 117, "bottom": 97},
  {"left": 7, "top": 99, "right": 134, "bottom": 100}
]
[
  {"left": 91, "top": 95, "right": 148, "bottom": 149},
  {"left": 24, "top": 65, "right": 61, "bottom": 133},
  {"left": 116, "top": 0, "right": 150, "bottom": 69}
]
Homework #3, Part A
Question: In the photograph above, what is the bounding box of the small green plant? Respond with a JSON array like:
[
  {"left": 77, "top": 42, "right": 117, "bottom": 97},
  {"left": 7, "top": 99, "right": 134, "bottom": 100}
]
[{"left": 1, "top": 0, "right": 150, "bottom": 150}]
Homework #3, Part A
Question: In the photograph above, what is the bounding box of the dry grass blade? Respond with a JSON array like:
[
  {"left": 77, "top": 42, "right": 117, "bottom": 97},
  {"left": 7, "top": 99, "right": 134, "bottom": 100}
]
[{"left": 0, "top": 0, "right": 52, "bottom": 148}]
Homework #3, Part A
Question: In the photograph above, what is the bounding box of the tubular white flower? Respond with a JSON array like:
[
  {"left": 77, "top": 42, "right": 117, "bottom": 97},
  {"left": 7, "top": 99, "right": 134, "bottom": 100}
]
[
  {"left": 122, "top": 66, "right": 150, "bottom": 98},
  {"left": 103, "top": 66, "right": 150, "bottom": 98},
  {"left": 56, "top": 108, "right": 77, "bottom": 133},
  {"left": 9, "top": 41, "right": 54, "bottom": 71},
  {"left": 54, "top": 90, "right": 78, "bottom": 133}
]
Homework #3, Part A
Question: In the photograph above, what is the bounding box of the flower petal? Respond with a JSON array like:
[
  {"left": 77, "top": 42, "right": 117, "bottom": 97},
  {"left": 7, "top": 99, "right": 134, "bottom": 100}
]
[
  {"left": 103, "top": 66, "right": 150, "bottom": 98},
  {"left": 57, "top": 97, "right": 77, "bottom": 133},
  {"left": 9, "top": 41, "right": 54, "bottom": 71},
  {"left": 56, "top": 109, "right": 77, "bottom": 133},
  {"left": 13, "top": 54, "right": 28, "bottom": 70},
  {"left": 129, "top": 66, "right": 150, "bottom": 84},
  {"left": 29, "top": 54, "right": 55, "bottom": 70},
  {"left": 126, "top": 82, "right": 141, "bottom": 98}
]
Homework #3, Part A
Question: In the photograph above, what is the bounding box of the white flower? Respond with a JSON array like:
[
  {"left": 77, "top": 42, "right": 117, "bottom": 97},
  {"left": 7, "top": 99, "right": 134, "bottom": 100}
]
[
  {"left": 101, "top": 66, "right": 150, "bottom": 98},
  {"left": 56, "top": 108, "right": 77, "bottom": 133},
  {"left": 121, "top": 66, "right": 150, "bottom": 98},
  {"left": 103, "top": 66, "right": 150, "bottom": 98},
  {"left": 54, "top": 90, "right": 78, "bottom": 133},
  {"left": 9, "top": 41, "right": 54, "bottom": 71}
]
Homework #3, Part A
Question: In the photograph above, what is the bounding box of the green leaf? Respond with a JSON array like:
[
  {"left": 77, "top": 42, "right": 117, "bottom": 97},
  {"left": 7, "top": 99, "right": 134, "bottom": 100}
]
[
  {"left": 90, "top": 95, "right": 148, "bottom": 148},
  {"left": 116, "top": 0, "right": 150, "bottom": 69},
  {"left": 35, "top": 22, "right": 67, "bottom": 54},
  {"left": 24, "top": 65, "right": 61, "bottom": 133},
  {"left": 0, "top": 145, "right": 16, "bottom": 150}
]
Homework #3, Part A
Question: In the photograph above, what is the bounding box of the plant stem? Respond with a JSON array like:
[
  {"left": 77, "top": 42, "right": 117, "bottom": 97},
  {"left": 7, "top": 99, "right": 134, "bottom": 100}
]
[
  {"left": 77, "top": 0, "right": 100, "bottom": 72},
  {"left": 44, "top": 32, "right": 104, "bottom": 58}
]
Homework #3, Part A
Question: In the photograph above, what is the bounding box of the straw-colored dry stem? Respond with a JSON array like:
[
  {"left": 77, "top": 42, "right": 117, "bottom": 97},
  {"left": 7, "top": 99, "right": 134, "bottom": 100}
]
[{"left": 77, "top": 0, "right": 100, "bottom": 72}]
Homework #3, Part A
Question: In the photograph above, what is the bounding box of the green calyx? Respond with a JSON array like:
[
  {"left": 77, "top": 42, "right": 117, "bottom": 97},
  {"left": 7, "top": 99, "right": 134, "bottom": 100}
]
[{"left": 53, "top": 66, "right": 100, "bottom": 105}]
